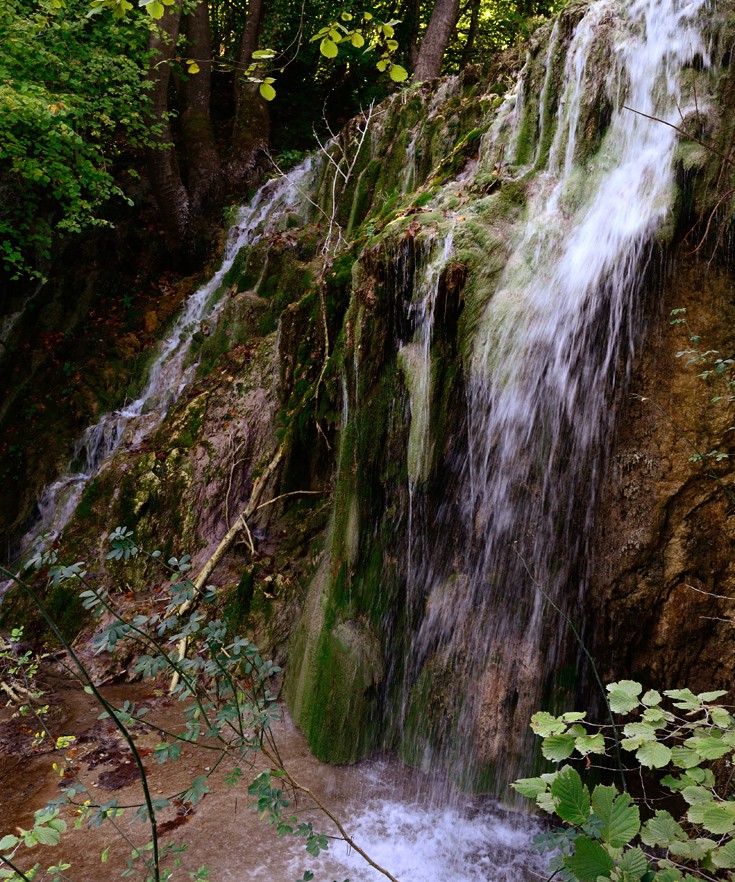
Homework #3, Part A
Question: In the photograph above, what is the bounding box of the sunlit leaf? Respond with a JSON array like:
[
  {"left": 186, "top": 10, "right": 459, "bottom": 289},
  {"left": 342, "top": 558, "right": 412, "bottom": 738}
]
[{"left": 320, "top": 38, "right": 338, "bottom": 58}]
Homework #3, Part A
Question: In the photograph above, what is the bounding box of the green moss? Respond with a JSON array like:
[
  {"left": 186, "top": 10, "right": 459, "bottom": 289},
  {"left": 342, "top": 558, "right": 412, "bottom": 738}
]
[
  {"left": 346, "top": 160, "right": 382, "bottom": 237},
  {"left": 76, "top": 477, "right": 102, "bottom": 520},
  {"left": 400, "top": 656, "right": 461, "bottom": 767},
  {"left": 224, "top": 568, "right": 255, "bottom": 631},
  {"left": 412, "top": 190, "right": 436, "bottom": 208},
  {"left": 294, "top": 613, "right": 384, "bottom": 763}
]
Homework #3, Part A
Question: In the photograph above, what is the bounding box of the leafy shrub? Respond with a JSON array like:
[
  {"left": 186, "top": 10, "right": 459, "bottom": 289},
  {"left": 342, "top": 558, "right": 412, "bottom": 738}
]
[{"left": 514, "top": 680, "right": 735, "bottom": 882}]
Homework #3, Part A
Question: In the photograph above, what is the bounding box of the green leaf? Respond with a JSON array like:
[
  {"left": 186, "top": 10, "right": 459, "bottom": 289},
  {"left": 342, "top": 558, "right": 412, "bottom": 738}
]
[
  {"left": 640, "top": 811, "right": 687, "bottom": 848},
  {"left": 636, "top": 742, "right": 672, "bottom": 769},
  {"left": 351, "top": 32, "right": 365, "bottom": 47},
  {"left": 320, "top": 38, "right": 339, "bottom": 58},
  {"left": 144, "top": 0, "right": 164, "bottom": 18},
  {"left": 618, "top": 847, "right": 649, "bottom": 879},
  {"left": 575, "top": 733, "right": 606, "bottom": 755},
  {"left": 697, "top": 690, "right": 728, "bottom": 702},
  {"left": 668, "top": 838, "right": 716, "bottom": 860},
  {"left": 642, "top": 690, "right": 662, "bottom": 706},
  {"left": 550, "top": 766, "right": 590, "bottom": 825},
  {"left": 608, "top": 690, "right": 641, "bottom": 713},
  {"left": 608, "top": 680, "right": 643, "bottom": 697},
  {"left": 681, "top": 785, "right": 712, "bottom": 805},
  {"left": 0, "top": 834, "right": 19, "bottom": 851},
  {"left": 699, "top": 802, "right": 735, "bottom": 835},
  {"left": 536, "top": 790, "right": 558, "bottom": 813},
  {"left": 512, "top": 777, "right": 548, "bottom": 799},
  {"left": 542, "top": 734, "right": 576, "bottom": 762},
  {"left": 389, "top": 63, "right": 409, "bottom": 82},
  {"left": 642, "top": 706, "right": 672, "bottom": 723},
  {"left": 531, "top": 712, "right": 567, "bottom": 737},
  {"left": 564, "top": 836, "right": 614, "bottom": 882},
  {"left": 32, "top": 826, "right": 62, "bottom": 846},
  {"left": 670, "top": 746, "right": 702, "bottom": 769},
  {"left": 562, "top": 712, "right": 588, "bottom": 723},
  {"left": 710, "top": 707, "right": 734, "bottom": 727},
  {"left": 664, "top": 689, "right": 699, "bottom": 710},
  {"left": 711, "top": 839, "right": 735, "bottom": 868},
  {"left": 652, "top": 871, "right": 682, "bottom": 882},
  {"left": 623, "top": 722, "right": 657, "bottom": 741},
  {"left": 591, "top": 785, "right": 640, "bottom": 847},
  {"left": 688, "top": 736, "right": 730, "bottom": 760},
  {"left": 259, "top": 82, "right": 276, "bottom": 101}
]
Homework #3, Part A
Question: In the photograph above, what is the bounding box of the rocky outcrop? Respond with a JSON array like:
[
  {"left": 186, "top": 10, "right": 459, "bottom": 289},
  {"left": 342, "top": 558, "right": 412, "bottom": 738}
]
[{"left": 4, "top": 0, "right": 735, "bottom": 803}]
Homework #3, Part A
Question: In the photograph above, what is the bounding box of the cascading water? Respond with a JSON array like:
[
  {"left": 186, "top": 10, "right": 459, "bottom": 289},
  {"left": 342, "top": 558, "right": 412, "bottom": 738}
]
[
  {"left": 401, "top": 0, "right": 710, "bottom": 787},
  {"left": 2, "top": 157, "right": 322, "bottom": 579},
  {"left": 0, "top": 0, "right": 722, "bottom": 875}
]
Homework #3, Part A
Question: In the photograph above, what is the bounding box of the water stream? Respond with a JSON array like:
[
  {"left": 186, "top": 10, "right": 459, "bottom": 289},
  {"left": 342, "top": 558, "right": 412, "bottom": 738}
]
[{"left": 1, "top": 157, "right": 321, "bottom": 584}]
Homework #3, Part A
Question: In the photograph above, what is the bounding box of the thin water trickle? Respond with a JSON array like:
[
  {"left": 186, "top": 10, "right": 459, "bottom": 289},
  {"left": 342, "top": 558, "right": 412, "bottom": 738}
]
[{"left": 2, "top": 157, "right": 322, "bottom": 581}]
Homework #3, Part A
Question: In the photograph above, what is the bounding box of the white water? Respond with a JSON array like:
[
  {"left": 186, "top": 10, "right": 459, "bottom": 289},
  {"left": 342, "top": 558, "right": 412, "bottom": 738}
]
[
  {"left": 399, "top": 231, "right": 455, "bottom": 487},
  {"left": 405, "top": 0, "right": 710, "bottom": 782},
  {"left": 3, "top": 157, "right": 321, "bottom": 575},
  {"left": 301, "top": 797, "right": 544, "bottom": 882}
]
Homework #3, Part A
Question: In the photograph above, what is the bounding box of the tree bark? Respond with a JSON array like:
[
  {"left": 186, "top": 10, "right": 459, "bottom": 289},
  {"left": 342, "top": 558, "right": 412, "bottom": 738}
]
[
  {"left": 398, "top": 0, "right": 422, "bottom": 69},
  {"left": 413, "top": 0, "right": 461, "bottom": 81},
  {"left": 460, "top": 0, "right": 480, "bottom": 69},
  {"left": 146, "top": 1, "right": 191, "bottom": 251},
  {"left": 228, "top": 0, "right": 270, "bottom": 188},
  {"left": 182, "top": 0, "right": 221, "bottom": 210}
]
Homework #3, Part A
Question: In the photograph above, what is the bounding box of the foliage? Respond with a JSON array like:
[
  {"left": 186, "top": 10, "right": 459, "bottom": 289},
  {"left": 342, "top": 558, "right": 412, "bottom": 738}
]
[
  {"left": 0, "top": 0, "right": 151, "bottom": 278},
  {"left": 0, "top": 529, "right": 363, "bottom": 882},
  {"left": 310, "top": 11, "right": 408, "bottom": 83},
  {"left": 513, "top": 680, "right": 735, "bottom": 882}
]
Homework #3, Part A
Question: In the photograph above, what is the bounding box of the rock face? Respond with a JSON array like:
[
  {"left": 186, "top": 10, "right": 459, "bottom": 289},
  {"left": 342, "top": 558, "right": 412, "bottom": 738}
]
[
  {"left": 594, "top": 257, "right": 735, "bottom": 692},
  {"left": 4, "top": 0, "right": 735, "bottom": 799}
]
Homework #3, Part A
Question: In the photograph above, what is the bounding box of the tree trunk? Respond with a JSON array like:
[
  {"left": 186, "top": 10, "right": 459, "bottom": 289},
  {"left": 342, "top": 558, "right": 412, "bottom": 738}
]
[
  {"left": 146, "top": 1, "right": 191, "bottom": 251},
  {"left": 413, "top": 0, "right": 461, "bottom": 81},
  {"left": 182, "top": 0, "right": 221, "bottom": 210},
  {"left": 460, "top": 0, "right": 480, "bottom": 69},
  {"left": 228, "top": 0, "right": 270, "bottom": 189},
  {"left": 517, "top": 0, "right": 534, "bottom": 16},
  {"left": 399, "top": 0, "right": 422, "bottom": 70}
]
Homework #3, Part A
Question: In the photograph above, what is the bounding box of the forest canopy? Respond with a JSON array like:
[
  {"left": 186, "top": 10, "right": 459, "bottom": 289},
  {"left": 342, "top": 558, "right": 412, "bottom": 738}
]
[{"left": 0, "top": 0, "right": 561, "bottom": 279}]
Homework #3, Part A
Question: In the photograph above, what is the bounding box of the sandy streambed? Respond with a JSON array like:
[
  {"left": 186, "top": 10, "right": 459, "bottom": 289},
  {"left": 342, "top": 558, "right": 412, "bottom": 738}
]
[{"left": 0, "top": 673, "right": 545, "bottom": 882}]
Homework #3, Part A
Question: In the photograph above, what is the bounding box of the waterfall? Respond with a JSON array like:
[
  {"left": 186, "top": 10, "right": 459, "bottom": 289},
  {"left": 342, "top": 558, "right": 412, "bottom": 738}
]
[
  {"left": 399, "top": 0, "right": 710, "bottom": 787},
  {"left": 2, "top": 157, "right": 322, "bottom": 578}
]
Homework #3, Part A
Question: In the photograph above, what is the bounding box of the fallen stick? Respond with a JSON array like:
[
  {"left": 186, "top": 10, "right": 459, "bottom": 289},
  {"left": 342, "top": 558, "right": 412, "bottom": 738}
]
[{"left": 168, "top": 443, "right": 284, "bottom": 692}]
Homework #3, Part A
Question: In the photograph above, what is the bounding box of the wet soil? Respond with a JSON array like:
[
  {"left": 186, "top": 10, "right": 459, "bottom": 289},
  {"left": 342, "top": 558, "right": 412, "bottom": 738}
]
[{"left": 0, "top": 670, "right": 544, "bottom": 882}]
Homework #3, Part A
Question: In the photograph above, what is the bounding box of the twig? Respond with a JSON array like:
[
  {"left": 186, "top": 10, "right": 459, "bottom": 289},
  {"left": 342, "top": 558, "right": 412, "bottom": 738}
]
[
  {"left": 687, "top": 582, "right": 735, "bottom": 601},
  {"left": 0, "top": 854, "right": 34, "bottom": 882},
  {"left": 260, "top": 744, "right": 401, "bottom": 882},
  {"left": 254, "top": 489, "right": 325, "bottom": 511},
  {"left": 623, "top": 105, "right": 735, "bottom": 170},
  {"left": 224, "top": 437, "right": 249, "bottom": 530}
]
